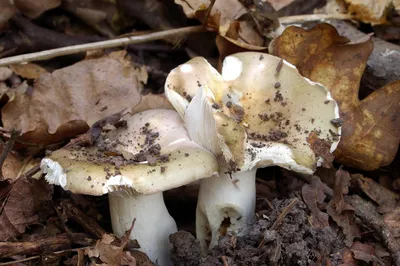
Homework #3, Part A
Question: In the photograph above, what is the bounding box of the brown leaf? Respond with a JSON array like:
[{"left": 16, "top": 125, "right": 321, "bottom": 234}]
[
  {"left": 86, "top": 219, "right": 149, "bottom": 266},
  {"left": 339, "top": 247, "right": 357, "bottom": 266},
  {"left": 14, "top": 0, "right": 61, "bottom": 19},
  {"left": 350, "top": 241, "right": 382, "bottom": 264},
  {"left": 301, "top": 177, "right": 329, "bottom": 229},
  {"left": 343, "top": 0, "right": 391, "bottom": 25},
  {"left": 0, "top": 1, "right": 15, "bottom": 27},
  {"left": 0, "top": 177, "right": 52, "bottom": 240},
  {"left": 327, "top": 168, "right": 360, "bottom": 247},
  {"left": 10, "top": 63, "right": 48, "bottom": 80},
  {"left": 352, "top": 173, "right": 399, "bottom": 213},
  {"left": 0, "top": 143, "right": 23, "bottom": 181},
  {"left": 0, "top": 67, "right": 13, "bottom": 81},
  {"left": 307, "top": 131, "right": 335, "bottom": 168},
  {"left": 383, "top": 205, "right": 400, "bottom": 237},
  {"left": 2, "top": 51, "right": 145, "bottom": 146},
  {"left": 175, "top": 0, "right": 278, "bottom": 49},
  {"left": 331, "top": 167, "right": 354, "bottom": 213},
  {"left": 326, "top": 205, "right": 360, "bottom": 247},
  {"left": 272, "top": 23, "right": 400, "bottom": 171}
]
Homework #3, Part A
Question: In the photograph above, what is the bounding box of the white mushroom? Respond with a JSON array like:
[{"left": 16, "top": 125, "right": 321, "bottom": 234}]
[
  {"left": 165, "top": 52, "right": 341, "bottom": 252},
  {"left": 41, "top": 109, "right": 218, "bottom": 265}
]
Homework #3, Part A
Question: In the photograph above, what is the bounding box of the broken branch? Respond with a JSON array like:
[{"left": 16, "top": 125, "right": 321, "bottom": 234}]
[
  {"left": 0, "top": 25, "right": 205, "bottom": 66},
  {"left": 0, "top": 233, "right": 93, "bottom": 258},
  {"left": 347, "top": 195, "right": 400, "bottom": 266}
]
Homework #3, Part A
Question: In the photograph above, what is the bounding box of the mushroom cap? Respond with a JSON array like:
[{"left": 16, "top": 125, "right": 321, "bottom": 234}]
[
  {"left": 165, "top": 52, "right": 341, "bottom": 174},
  {"left": 41, "top": 109, "right": 218, "bottom": 196}
]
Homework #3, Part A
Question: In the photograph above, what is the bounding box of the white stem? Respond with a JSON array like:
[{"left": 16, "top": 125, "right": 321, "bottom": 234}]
[
  {"left": 196, "top": 166, "right": 256, "bottom": 252},
  {"left": 109, "top": 192, "right": 177, "bottom": 266}
]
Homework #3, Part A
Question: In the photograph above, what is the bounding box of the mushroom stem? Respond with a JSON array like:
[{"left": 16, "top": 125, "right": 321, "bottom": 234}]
[
  {"left": 109, "top": 192, "right": 177, "bottom": 266},
  {"left": 196, "top": 166, "right": 256, "bottom": 252}
]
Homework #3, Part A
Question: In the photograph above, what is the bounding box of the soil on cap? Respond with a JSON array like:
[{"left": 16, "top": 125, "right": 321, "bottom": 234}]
[
  {"left": 69, "top": 122, "right": 170, "bottom": 169},
  {"left": 170, "top": 193, "right": 345, "bottom": 266}
]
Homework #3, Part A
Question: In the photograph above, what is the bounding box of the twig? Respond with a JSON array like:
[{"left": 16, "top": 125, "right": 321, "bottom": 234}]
[
  {"left": 23, "top": 163, "right": 41, "bottom": 179},
  {"left": 0, "top": 128, "right": 20, "bottom": 180},
  {"left": 0, "top": 246, "right": 88, "bottom": 265},
  {"left": 0, "top": 25, "right": 205, "bottom": 66},
  {"left": 270, "top": 198, "right": 298, "bottom": 230},
  {"left": 347, "top": 195, "right": 400, "bottom": 266},
  {"left": 0, "top": 233, "right": 93, "bottom": 258},
  {"left": 279, "top": 14, "right": 353, "bottom": 24},
  {"left": 61, "top": 201, "right": 106, "bottom": 239},
  {"left": 258, "top": 198, "right": 298, "bottom": 248},
  {"left": 221, "top": 255, "right": 230, "bottom": 266}
]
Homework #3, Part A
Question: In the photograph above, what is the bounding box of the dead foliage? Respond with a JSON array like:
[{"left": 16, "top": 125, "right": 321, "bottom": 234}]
[{"left": 2, "top": 51, "right": 146, "bottom": 146}]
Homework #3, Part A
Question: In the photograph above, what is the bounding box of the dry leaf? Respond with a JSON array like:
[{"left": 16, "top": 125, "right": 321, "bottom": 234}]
[
  {"left": 266, "top": 0, "right": 296, "bottom": 11},
  {"left": 0, "top": 67, "right": 13, "bottom": 81},
  {"left": 301, "top": 177, "right": 329, "bottom": 229},
  {"left": 271, "top": 23, "right": 400, "bottom": 171},
  {"left": 339, "top": 247, "right": 357, "bottom": 266},
  {"left": 0, "top": 0, "right": 15, "bottom": 27},
  {"left": 10, "top": 63, "right": 48, "bottom": 80},
  {"left": 175, "top": 0, "right": 278, "bottom": 49},
  {"left": 383, "top": 206, "right": 400, "bottom": 237},
  {"left": 86, "top": 220, "right": 150, "bottom": 266},
  {"left": 350, "top": 242, "right": 382, "bottom": 264},
  {"left": 0, "top": 177, "right": 52, "bottom": 240},
  {"left": 352, "top": 173, "right": 399, "bottom": 213},
  {"left": 331, "top": 167, "right": 354, "bottom": 213},
  {"left": 0, "top": 143, "right": 23, "bottom": 181},
  {"left": 2, "top": 51, "right": 145, "bottom": 146},
  {"left": 327, "top": 168, "right": 360, "bottom": 247},
  {"left": 342, "top": 0, "right": 391, "bottom": 25},
  {"left": 306, "top": 131, "right": 335, "bottom": 168},
  {"left": 14, "top": 0, "right": 61, "bottom": 19},
  {"left": 326, "top": 205, "right": 360, "bottom": 247}
]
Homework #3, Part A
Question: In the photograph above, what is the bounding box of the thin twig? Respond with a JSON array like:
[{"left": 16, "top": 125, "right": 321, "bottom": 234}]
[
  {"left": 221, "top": 255, "right": 230, "bottom": 266},
  {"left": 270, "top": 198, "right": 298, "bottom": 230},
  {"left": 258, "top": 198, "right": 298, "bottom": 248},
  {"left": 0, "top": 128, "right": 20, "bottom": 180},
  {"left": 0, "top": 26, "right": 205, "bottom": 66},
  {"left": 0, "top": 246, "right": 88, "bottom": 265},
  {"left": 279, "top": 14, "right": 353, "bottom": 24},
  {"left": 347, "top": 195, "right": 400, "bottom": 266}
]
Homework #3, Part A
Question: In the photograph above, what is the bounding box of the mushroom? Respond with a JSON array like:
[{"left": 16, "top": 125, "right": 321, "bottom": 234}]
[
  {"left": 40, "top": 109, "right": 218, "bottom": 265},
  {"left": 165, "top": 52, "right": 341, "bottom": 251}
]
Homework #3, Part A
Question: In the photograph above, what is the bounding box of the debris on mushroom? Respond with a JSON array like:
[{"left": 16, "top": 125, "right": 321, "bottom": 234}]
[
  {"left": 165, "top": 52, "right": 341, "bottom": 251},
  {"left": 40, "top": 109, "right": 218, "bottom": 266}
]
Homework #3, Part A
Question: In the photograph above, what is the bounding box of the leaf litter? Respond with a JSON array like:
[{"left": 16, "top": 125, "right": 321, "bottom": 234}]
[{"left": 0, "top": 0, "right": 400, "bottom": 265}]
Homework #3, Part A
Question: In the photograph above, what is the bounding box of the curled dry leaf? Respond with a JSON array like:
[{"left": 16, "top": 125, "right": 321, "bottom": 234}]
[
  {"left": 301, "top": 177, "right": 329, "bottom": 229},
  {"left": 0, "top": 143, "right": 23, "bottom": 181},
  {"left": 0, "top": 177, "right": 52, "bottom": 241},
  {"left": 352, "top": 173, "right": 400, "bottom": 213},
  {"left": 334, "top": 0, "right": 392, "bottom": 25},
  {"left": 85, "top": 219, "right": 151, "bottom": 265},
  {"left": 327, "top": 168, "right": 360, "bottom": 247},
  {"left": 271, "top": 23, "right": 400, "bottom": 171},
  {"left": 175, "top": 0, "right": 279, "bottom": 49},
  {"left": 2, "top": 51, "right": 147, "bottom": 146}
]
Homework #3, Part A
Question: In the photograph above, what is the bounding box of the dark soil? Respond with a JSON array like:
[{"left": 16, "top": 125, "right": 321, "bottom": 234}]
[{"left": 170, "top": 193, "right": 345, "bottom": 266}]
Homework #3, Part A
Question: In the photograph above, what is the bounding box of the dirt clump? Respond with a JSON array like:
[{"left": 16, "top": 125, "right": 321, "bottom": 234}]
[{"left": 170, "top": 193, "right": 345, "bottom": 265}]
